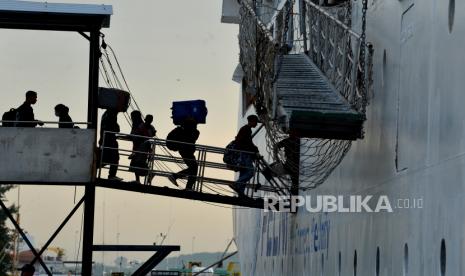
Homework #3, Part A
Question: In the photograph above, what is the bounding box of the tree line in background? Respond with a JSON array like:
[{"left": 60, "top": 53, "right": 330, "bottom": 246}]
[{"left": 0, "top": 185, "right": 16, "bottom": 275}]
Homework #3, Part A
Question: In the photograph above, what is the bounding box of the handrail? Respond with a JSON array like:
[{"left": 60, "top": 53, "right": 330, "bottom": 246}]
[
  {"left": 240, "top": 0, "right": 275, "bottom": 42},
  {"left": 112, "top": 132, "right": 259, "bottom": 156},
  {"left": 99, "top": 131, "right": 291, "bottom": 198},
  {"left": 303, "top": 0, "right": 361, "bottom": 40},
  {"left": 0, "top": 120, "right": 91, "bottom": 126}
]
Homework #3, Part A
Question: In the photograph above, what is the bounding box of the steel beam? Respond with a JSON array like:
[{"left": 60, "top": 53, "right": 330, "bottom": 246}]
[
  {"left": 78, "top": 31, "right": 91, "bottom": 41},
  {"left": 32, "top": 196, "right": 85, "bottom": 264},
  {"left": 96, "top": 179, "right": 265, "bottom": 209},
  {"left": 93, "top": 245, "right": 180, "bottom": 252},
  {"left": 92, "top": 244, "right": 180, "bottom": 276},
  {"left": 193, "top": 251, "right": 238, "bottom": 276},
  {"left": 0, "top": 199, "right": 52, "bottom": 275},
  {"left": 82, "top": 29, "right": 101, "bottom": 276},
  {"left": 0, "top": 181, "right": 87, "bottom": 186},
  {"left": 131, "top": 250, "right": 173, "bottom": 276}
]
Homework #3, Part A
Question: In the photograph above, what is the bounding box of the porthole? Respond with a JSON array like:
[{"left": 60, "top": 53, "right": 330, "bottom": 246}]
[
  {"left": 338, "top": 251, "right": 342, "bottom": 276},
  {"left": 353, "top": 250, "right": 358, "bottom": 276},
  {"left": 376, "top": 247, "right": 380, "bottom": 276},
  {"left": 403, "top": 243, "right": 409, "bottom": 276},
  {"left": 448, "top": 0, "right": 455, "bottom": 33},
  {"left": 440, "top": 239, "right": 446, "bottom": 276}
]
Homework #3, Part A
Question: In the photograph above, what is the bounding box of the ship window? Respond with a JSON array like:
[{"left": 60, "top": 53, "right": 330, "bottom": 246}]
[
  {"left": 338, "top": 251, "right": 342, "bottom": 276},
  {"left": 403, "top": 243, "right": 409, "bottom": 276},
  {"left": 440, "top": 239, "right": 446, "bottom": 276},
  {"left": 448, "top": 0, "right": 455, "bottom": 33},
  {"left": 353, "top": 250, "right": 357, "bottom": 276},
  {"left": 376, "top": 247, "right": 380, "bottom": 276}
]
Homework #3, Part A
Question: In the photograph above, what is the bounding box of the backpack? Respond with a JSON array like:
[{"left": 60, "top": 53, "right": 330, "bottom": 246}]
[
  {"left": 223, "top": 140, "right": 241, "bottom": 171},
  {"left": 2, "top": 108, "right": 17, "bottom": 127},
  {"left": 166, "top": 127, "right": 183, "bottom": 151}
]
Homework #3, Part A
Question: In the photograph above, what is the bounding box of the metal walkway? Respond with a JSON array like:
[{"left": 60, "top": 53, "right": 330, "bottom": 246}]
[
  {"left": 97, "top": 132, "right": 291, "bottom": 209},
  {"left": 276, "top": 54, "right": 365, "bottom": 140},
  {"left": 96, "top": 179, "right": 266, "bottom": 209}
]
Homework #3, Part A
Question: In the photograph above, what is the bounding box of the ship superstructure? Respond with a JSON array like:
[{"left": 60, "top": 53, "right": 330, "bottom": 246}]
[{"left": 221, "top": 0, "right": 465, "bottom": 275}]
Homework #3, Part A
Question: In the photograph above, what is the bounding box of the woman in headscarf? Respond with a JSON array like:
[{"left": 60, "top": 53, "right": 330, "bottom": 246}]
[
  {"left": 54, "top": 104, "right": 74, "bottom": 128},
  {"left": 129, "top": 111, "right": 155, "bottom": 183}
]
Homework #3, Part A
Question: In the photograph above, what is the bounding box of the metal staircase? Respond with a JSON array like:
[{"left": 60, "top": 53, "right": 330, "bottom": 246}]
[
  {"left": 276, "top": 54, "right": 365, "bottom": 140},
  {"left": 239, "top": 0, "right": 373, "bottom": 141}
]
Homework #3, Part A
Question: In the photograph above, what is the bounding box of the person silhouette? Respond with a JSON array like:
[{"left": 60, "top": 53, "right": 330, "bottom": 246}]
[
  {"left": 16, "top": 90, "right": 43, "bottom": 127},
  {"left": 99, "top": 109, "right": 122, "bottom": 181},
  {"left": 20, "top": 264, "right": 35, "bottom": 276},
  {"left": 54, "top": 104, "right": 74, "bottom": 128},
  {"left": 233, "top": 115, "right": 260, "bottom": 197},
  {"left": 167, "top": 118, "right": 200, "bottom": 190}
]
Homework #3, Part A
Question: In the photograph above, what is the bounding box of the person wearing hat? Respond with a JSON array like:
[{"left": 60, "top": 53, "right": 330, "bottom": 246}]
[
  {"left": 20, "top": 263, "right": 35, "bottom": 276},
  {"left": 232, "top": 114, "right": 260, "bottom": 197}
]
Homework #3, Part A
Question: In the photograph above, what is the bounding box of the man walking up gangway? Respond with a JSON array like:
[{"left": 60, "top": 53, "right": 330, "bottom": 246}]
[{"left": 97, "top": 132, "right": 291, "bottom": 209}]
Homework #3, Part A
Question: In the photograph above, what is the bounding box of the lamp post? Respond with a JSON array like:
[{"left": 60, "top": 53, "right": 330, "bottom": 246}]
[{"left": 191, "top": 236, "right": 195, "bottom": 255}]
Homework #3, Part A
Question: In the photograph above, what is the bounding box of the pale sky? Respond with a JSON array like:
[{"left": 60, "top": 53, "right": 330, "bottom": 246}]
[{"left": 3, "top": 0, "right": 242, "bottom": 264}]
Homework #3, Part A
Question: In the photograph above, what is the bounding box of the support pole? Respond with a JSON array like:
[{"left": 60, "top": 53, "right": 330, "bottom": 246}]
[
  {"left": 32, "top": 196, "right": 85, "bottom": 264},
  {"left": 82, "top": 29, "right": 101, "bottom": 275},
  {"left": 131, "top": 250, "right": 172, "bottom": 276},
  {"left": 192, "top": 251, "right": 238, "bottom": 276},
  {"left": 300, "top": 0, "right": 308, "bottom": 53},
  {"left": 87, "top": 30, "right": 100, "bottom": 130},
  {"left": 0, "top": 199, "right": 52, "bottom": 275},
  {"left": 92, "top": 245, "right": 180, "bottom": 276}
]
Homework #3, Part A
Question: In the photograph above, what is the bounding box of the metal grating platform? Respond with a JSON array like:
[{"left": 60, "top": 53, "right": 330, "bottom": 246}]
[
  {"left": 96, "top": 179, "right": 266, "bottom": 209},
  {"left": 276, "top": 54, "right": 365, "bottom": 140}
]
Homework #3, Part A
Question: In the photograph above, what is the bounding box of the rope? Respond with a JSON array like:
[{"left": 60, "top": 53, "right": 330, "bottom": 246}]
[
  {"left": 238, "top": 0, "right": 373, "bottom": 190},
  {"left": 98, "top": 38, "right": 187, "bottom": 175}
]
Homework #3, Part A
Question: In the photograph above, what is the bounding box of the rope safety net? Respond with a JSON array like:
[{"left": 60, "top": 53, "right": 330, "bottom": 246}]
[{"left": 238, "top": 0, "right": 374, "bottom": 190}]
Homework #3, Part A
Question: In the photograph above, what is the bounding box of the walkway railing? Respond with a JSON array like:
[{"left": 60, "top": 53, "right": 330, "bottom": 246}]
[
  {"left": 300, "top": 0, "right": 373, "bottom": 114},
  {"left": 0, "top": 120, "right": 90, "bottom": 127},
  {"left": 98, "top": 132, "right": 290, "bottom": 199}
]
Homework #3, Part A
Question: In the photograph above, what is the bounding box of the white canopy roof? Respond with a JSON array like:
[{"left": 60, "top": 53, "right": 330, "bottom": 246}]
[
  {"left": 0, "top": 0, "right": 112, "bottom": 16},
  {"left": 0, "top": 0, "right": 113, "bottom": 30}
]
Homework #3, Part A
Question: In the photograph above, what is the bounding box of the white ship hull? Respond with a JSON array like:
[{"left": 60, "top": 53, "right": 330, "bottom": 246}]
[{"left": 232, "top": 0, "right": 465, "bottom": 275}]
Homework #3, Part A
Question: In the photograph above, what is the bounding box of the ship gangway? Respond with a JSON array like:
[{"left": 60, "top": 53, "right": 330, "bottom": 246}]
[
  {"left": 96, "top": 131, "right": 292, "bottom": 209},
  {"left": 237, "top": 0, "right": 373, "bottom": 140}
]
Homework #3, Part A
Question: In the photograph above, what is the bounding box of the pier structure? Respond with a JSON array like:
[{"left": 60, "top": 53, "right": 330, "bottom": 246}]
[
  {"left": 0, "top": 2, "right": 182, "bottom": 275},
  {"left": 0, "top": 2, "right": 292, "bottom": 275}
]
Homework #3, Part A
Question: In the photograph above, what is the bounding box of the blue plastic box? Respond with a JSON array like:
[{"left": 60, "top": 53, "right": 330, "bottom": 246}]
[{"left": 171, "top": 100, "right": 208, "bottom": 125}]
